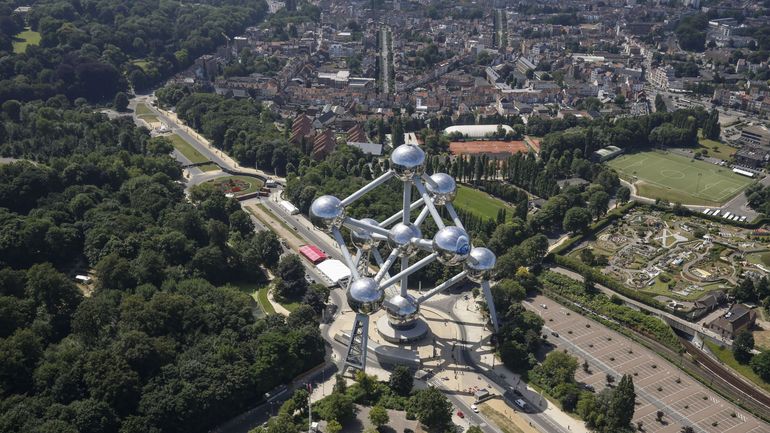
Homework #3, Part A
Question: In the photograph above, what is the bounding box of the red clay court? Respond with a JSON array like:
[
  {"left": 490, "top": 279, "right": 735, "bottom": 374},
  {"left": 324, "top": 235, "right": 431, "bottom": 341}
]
[{"left": 449, "top": 140, "right": 529, "bottom": 157}]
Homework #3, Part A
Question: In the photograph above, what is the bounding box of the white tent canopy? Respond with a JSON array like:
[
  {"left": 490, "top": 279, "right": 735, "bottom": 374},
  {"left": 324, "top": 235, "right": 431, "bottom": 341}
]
[{"left": 316, "top": 259, "right": 352, "bottom": 285}]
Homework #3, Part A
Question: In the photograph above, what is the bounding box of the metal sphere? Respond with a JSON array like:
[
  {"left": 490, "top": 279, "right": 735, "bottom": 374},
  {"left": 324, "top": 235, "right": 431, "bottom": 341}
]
[
  {"left": 387, "top": 222, "right": 422, "bottom": 257},
  {"left": 350, "top": 218, "right": 381, "bottom": 251},
  {"left": 347, "top": 277, "right": 384, "bottom": 315},
  {"left": 310, "top": 195, "right": 345, "bottom": 231},
  {"left": 385, "top": 294, "right": 420, "bottom": 328},
  {"left": 390, "top": 144, "right": 426, "bottom": 181},
  {"left": 432, "top": 226, "right": 471, "bottom": 266},
  {"left": 464, "top": 247, "right": 496, "bottom": 283},
  {"left": 425, "top": 173, "right": 457, "bottom": 205}
]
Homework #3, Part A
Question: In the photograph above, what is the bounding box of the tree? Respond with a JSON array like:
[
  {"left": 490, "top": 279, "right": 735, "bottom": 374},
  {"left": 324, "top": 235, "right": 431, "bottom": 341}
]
[
  {"left": 467, "top": 427, "right": 484, "bottom": 433},
  {"left": 316, "top": 392, "right": 354, "bottom": 422},
  {"left": 389, "top": 365, "right": 413, "bottom": 396},
  {"left": 617, "top": 186, "right": 631, "bottom": 204},
  {"left": 409, "top": 387, "right": 452, "bottom": 430},
  {"left": 656, "top": 411, "right": 664, "bottom": 422},
  {"left": 588, "top": 190, "right": 610, "bottom": 217},
  {"left": 532, "top": 351, "right": 578, "bottom": 390},
  {"left": 114, "top": 92, "right": 129, "bottom": 112},
  {"left": 750, "top": 350, "right": 770, "bottom": 381},
  {"left": 563, "top": 207, "right": 593, "bottom": 234},
  {"left": 607, "top": 374, "right": 636, "bottom": 430},
  {"left": 333, "top": 374, "right": 347, "bottom": 394},
  {"left": 681, "top": 427, "right": 695, "bottom": 433},
  {"left": 326, "top": 420, "right": 342, "bottom": 433},
  {"left": 733, "top": 331, "right": 755, "bottom": 364},
  {"left": 702, "top": 108, "right": 720, "bottom": 140},
  {"left": 276, "top": 254, "right": 307, "bottom": 299},
  {"left": 654, "top": 94, "right": 667, "bottom": 113},
  {"left": 369, "top": 405, "right": 389, "bottom": 428},
  {"left": 580, "top": 248, "right": 595, "bottom": 265}
]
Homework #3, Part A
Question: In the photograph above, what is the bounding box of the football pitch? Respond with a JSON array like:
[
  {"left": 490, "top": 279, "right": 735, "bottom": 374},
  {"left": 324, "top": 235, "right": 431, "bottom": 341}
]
[{"left": 607, "top": 150, "right": 754, "bottom": 206}]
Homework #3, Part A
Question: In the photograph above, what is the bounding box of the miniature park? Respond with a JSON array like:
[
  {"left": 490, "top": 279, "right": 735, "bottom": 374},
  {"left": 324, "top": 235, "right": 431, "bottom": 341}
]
[{"left": 567, "top": 209, "right": 770, "bottom": 318}]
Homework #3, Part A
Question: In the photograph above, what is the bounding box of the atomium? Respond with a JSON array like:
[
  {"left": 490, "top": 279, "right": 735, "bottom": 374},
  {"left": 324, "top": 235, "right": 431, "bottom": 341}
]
[
  {"left": 305, "top": 144, "right": 500, "bottom": 372},
  {"left": 351, "top": 218, "right": 381, "bottom": 251},
  {"left": 390, "top": 144, "right": 426, "bottom": 181},
  {"left": 310, "top": 195, "right": 345, "bottom": 231},
  {"left": 347, "top": 277, "right": 384, "bottom": 315},
  {"left": 433, "top": 226, "right": 470, "bottom": 266},
  {"left": 388, "top": 222, "right": 422, "bottom": 257},
  {"left": 424, "top": 172, "right": 457, "bottom": 205}
]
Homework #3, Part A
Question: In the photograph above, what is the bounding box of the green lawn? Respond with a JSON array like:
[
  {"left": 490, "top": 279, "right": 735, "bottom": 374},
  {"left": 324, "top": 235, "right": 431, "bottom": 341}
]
[
  {"left": 698, "top": 134, "right": 736, "bottom": 161},
  {"left": 227, "top": 282, "right": 267, "bottom": 318},
  {"left": 131, "top": 59, "right": 151, "bottom": 71},
  {"left": 135, "top": 102, "right": 159, "bottom": 124},
  {"left": 12, "top": 28, "right": 40, "bottom": 53},
  {"left": 257, "top": 286, "right": 276, "bottom": 315},
  {"left": 746, "top": 251, "right": 770, "bottom": 267},
  {"left": 705, "top": 340, "right": 770, "bottom": 394},
  {"left": 608, "top": 150, "right": 753, "bottom": 206},
  {"left": 454, "top": 185, "right": 515, "bottom": 221},
  {"left": 640, "top": 276, "right": 724, "bottom": 302},
  {"left": 204, "top": 175, "right": 263, "bottom": 196}
]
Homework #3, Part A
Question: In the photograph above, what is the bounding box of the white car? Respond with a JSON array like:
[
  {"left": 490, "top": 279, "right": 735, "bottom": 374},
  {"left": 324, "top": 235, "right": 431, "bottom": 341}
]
[{"left": 471, "top": 404, "right": 479, "bottom": 413}]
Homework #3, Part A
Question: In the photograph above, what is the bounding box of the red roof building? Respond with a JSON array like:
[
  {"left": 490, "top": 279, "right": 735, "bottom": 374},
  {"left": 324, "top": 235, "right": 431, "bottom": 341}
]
[{"left": 299, "top": 245, "right": 327, "bottom": 264}]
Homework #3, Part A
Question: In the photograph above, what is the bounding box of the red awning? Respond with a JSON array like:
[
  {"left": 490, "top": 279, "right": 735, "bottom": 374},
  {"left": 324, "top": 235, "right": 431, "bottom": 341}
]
[{"left": 299, "top": 245, "right": 327, "bottom": 264}]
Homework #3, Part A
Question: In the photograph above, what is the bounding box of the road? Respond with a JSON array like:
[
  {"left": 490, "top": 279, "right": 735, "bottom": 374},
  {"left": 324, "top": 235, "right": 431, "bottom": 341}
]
[
  {"left": 549, "top": 266, "right": 729, "bottom": 344},
  {"left": 380, "top": 26, "right": 390, "bottom": 94},
  {"left": 435, "top": 294, "right": 571, "bottom": 433}
]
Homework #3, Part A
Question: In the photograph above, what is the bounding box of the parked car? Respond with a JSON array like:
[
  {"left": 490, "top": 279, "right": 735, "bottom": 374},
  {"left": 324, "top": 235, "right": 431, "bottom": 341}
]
[{"left": 456, "top": 410, "right": 464, "bottom": 418}]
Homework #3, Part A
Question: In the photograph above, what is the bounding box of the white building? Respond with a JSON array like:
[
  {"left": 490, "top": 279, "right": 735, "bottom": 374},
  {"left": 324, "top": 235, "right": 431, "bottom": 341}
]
[{"left": 443, "top": 124, "right": 514, "bottom": 139}]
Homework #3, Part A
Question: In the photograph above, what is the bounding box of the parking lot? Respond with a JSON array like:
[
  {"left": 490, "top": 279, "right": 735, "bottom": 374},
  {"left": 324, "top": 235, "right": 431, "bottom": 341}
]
[{"left": 526, "top": 294, "right": 768, "bottom": 433}]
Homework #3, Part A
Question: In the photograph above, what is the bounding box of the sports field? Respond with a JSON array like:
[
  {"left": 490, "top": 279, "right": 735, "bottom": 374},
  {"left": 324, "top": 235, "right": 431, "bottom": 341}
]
[{"left": 608, "top": 150, "right": 753, "bottom": 206}]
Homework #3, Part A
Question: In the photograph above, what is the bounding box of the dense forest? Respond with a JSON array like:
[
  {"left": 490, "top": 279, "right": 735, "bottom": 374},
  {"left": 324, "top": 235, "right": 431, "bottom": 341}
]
[
  {"left": 0, "top": 0, "right": 267, "bottom": 101},
  {"left": 0, "top": 102, "right": 325, "bottom": 433}
]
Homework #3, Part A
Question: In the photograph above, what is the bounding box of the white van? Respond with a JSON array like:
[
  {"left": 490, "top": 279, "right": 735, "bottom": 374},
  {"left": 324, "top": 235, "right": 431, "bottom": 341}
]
[{"left": 515, "top": 399, "right": 527, "bottom": 410}]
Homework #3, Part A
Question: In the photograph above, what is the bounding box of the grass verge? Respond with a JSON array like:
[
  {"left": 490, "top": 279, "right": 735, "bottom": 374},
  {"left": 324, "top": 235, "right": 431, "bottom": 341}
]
[
  {"left": 704, "top": 340, "right": 770, "bottom": 394},
  {"left": 479, "top": 403, "right": 526, "bottom": 433},
  {"left": 254, "top": 203, "right": 297, "bottom": 234},
  {"left": 168, "top": 134, "right": 210, "bottom": 164}
]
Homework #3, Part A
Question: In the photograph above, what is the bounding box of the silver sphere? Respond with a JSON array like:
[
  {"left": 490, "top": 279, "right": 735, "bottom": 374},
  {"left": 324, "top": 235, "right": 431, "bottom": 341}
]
[
  {"left": 390, "top": 144, "right": 426, "bottom": 181},
  {"left": 388, "top": 222, "right": 422, "bottom": 257},
  {"left": 385, "top": 294, "right": 420, "bottom": 328},
  {"left": 425, "top": 173, "right": 457, "bottom": 205},
  {"left": 433, "top": 226, "right": 471, "bottom": 266},
  {"left": 310, "top": 195, "right": 345, "bottom": 231},
  {"left": 350, "top": 218, "right": 381, "bottom": 251},
  {"left": 347, "top": 277, "right": 384, "bottom": 315},
  {"left": 464, "top": 247, "right": 496, "bottom": 283}
]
